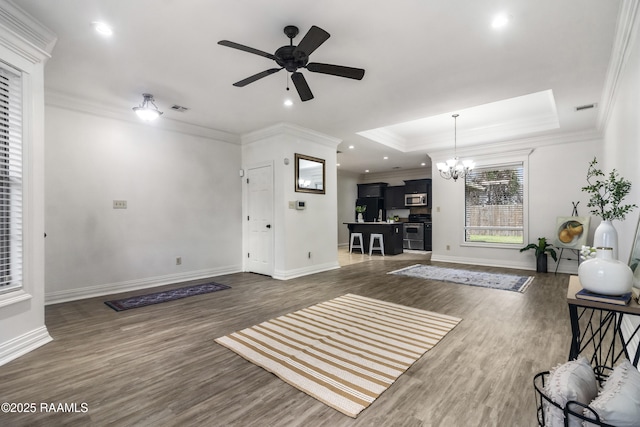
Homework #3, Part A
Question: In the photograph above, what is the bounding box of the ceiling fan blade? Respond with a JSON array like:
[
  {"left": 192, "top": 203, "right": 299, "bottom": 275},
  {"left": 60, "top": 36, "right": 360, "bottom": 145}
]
[
  {"left": 291, "top": 72, "right": 314, "bottom": 102},
  {"left": 292, "top": 26, "right": 330, "bottom": 57},
  {"left": 218, "top": 40, "right": 278, "bottom": 61},
  {"left": 233, "top": 68, "right": 283, "bottom": 87},
  {"left": 306, "top": 63, "right": 365, "bottom": 80}
]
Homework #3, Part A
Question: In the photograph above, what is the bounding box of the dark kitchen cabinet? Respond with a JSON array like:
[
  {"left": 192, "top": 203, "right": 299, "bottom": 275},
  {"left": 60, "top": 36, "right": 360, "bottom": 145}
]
[
  {"left": 384, "top": 186, "right": 405, "bottom": 209},
  {"left": 357, "top": 182, "right": 388, "bottom": 198},
  {"left": 403, "top": 179, "right": 429, "bottom": 194}
]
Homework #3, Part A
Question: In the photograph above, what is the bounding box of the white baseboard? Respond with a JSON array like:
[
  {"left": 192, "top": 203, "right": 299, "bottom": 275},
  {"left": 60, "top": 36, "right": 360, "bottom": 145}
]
[
  {"left": 0, "top": 326, "right": 52, "bottom": 367},
  {"left": 273, "top": 262, "right": 341, "bottom": 280},
  {"left": 45, "top": 265, "right": 243, "bottom": 305},
  {"left": 430, "top": 254, "right": 579, "bottom": 274}
]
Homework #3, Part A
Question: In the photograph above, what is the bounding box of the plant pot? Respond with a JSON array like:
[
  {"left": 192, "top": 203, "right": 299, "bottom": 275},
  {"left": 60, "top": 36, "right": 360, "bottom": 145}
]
[
  {"left": 357, "top": 213, "right": 364, "bottom": 223},
  {"left": 578, "top": 247, "right": 633, "bottom": 295},
  {"left": 536, "top": 254, "right": 548, "bottom": 273}
]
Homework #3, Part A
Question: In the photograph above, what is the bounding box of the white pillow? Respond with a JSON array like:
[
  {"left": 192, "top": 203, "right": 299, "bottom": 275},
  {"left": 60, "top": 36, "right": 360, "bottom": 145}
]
[
  {"left": 544, "top": 356, "right": 598, "bottom": 427},
  {"left": 584, "top": 360, "right": 640, "bottom": 427}
]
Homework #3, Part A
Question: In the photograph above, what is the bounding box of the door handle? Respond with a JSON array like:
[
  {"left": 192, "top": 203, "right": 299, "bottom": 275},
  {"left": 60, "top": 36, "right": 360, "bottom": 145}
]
[{"left": 266, "top": 224, "right": 271, "bottom": 228}]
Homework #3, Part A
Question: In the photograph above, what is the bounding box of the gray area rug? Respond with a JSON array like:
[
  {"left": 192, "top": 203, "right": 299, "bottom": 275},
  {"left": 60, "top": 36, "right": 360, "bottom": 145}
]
[{"left": 388, "top": 264, "right": 534, "bottom": 293}]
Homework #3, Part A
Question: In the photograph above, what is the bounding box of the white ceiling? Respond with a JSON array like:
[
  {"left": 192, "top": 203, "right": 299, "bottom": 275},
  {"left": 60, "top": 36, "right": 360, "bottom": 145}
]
[{"left": 14, "top": 0, "right": 620, "bottom": 174}]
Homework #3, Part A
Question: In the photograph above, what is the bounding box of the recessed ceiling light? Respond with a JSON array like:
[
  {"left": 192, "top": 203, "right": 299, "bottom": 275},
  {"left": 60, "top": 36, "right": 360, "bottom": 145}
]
[
  {"left": 348, "top": 145, "right": 355, "bottom": 149},
  {"left": 365, "top": 169, "right": 370, "bottom": 173},
  {"left": 283, "top": 99, "right": 293, "bottom": 107},
  {"left": 421, "top": 162, "right": 426, "bottom": 166},
  {"left": 491, "top": 13, "right": 510, "bottom": 29},
  {"left": 336, "top": 163, "right": 340, "bottom": 167},
  {"left": 383, "top": 156, "right": 389, "bottom": 160},
  {"left": 92, "top": 21, "right": 113, "bottom": 36}
]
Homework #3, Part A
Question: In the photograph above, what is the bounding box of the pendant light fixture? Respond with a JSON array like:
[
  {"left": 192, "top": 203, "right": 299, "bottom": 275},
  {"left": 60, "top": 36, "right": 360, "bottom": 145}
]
[
  {"left": 132, "top": 93, "right": 163, "bottom": 121},
  {"left": 436, "top": 114, "right": 475, "bottom": 181}
]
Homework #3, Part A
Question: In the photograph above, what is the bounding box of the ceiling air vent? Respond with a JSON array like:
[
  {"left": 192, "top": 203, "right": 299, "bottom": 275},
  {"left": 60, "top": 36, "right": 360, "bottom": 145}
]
[
  {"left": 575, "top": 103, "right": 597, "bottom": 112},
  {"left": 170, "top": 105, "right": 189, "bottom": 112}
]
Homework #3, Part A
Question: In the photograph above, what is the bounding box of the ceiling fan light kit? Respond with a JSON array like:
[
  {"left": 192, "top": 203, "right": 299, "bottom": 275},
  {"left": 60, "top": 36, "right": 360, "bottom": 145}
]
[
  {"left": 132, "top": 93, "right": 163, "bottom": 121},
  {"left": 218, "top": 25, "right": 366, "bottom": 102}
]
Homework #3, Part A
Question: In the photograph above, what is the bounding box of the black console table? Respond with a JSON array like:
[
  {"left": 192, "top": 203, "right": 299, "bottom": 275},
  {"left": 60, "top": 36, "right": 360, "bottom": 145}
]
[{"left": 567, "top": 276, "right": 640, "bottom": 380}]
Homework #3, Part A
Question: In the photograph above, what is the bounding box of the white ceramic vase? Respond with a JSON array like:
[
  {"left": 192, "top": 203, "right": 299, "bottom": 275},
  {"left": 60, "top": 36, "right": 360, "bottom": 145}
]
[
  {"left": 578, "top": 247, "right": 633, "bottom": 295},
  {"left": 357, "top": 212, "right": 364, "bottom": 223},
  {"left": 593, "top": 220, "right": 618, "bottom": 260}
]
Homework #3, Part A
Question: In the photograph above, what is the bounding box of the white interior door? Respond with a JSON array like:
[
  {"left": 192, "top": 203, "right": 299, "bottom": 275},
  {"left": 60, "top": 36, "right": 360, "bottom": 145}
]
[{"left": 246, "top": 164, "right": 273, "bottom": 276}]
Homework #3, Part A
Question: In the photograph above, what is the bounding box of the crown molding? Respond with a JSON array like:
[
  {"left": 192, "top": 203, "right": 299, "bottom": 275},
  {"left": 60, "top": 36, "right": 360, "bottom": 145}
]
[
  {"left": 45, "top": 90, "right": 240, "bottom": 144},
  {"left": 428, "top": 128, "right": 603, "bottom": 160},
  {"left": 0, "top": 0, "right": 57, "bottom": 64},
  {"left": 241, "top": 122, "right": 342, "bottom": 148},
  {"left": 597, "top": 0, "right": 640, "bottom": 131}
]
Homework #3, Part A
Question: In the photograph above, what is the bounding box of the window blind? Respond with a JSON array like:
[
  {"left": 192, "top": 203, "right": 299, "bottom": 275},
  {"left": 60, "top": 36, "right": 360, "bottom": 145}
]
[
  {"left": 0, "top": 64, "right": 22, "bottom": 291},
  {"left": 464, "top": 163, "right": 524, "bottom": 244}
]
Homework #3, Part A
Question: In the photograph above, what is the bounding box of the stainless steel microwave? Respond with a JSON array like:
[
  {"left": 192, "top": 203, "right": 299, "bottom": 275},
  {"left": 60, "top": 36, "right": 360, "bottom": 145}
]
[{"left": 405, "top": 193, "right": 427, "bottom": 206}]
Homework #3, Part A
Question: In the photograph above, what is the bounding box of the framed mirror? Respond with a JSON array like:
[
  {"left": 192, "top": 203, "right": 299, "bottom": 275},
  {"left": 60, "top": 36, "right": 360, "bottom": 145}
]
[{"left": 295, "top": 153, "right": 325, "bottom": 194}]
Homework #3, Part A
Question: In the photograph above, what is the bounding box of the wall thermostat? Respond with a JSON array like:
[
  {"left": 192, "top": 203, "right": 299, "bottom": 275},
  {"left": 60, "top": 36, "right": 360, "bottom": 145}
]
[{"left": 295, "top": 200, "right": 306, "bottom": 210}]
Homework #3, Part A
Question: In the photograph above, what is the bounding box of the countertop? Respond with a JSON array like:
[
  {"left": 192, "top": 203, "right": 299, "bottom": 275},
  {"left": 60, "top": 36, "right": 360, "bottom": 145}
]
[{"left": 343, "top": 222, "right": 401, "bottom": 225}]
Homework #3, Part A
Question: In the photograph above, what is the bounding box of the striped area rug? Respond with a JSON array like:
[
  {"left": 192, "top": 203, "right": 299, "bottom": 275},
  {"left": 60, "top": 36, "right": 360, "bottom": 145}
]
[{"left": 215, "top": 293, "right": 461, "bottom": 417}]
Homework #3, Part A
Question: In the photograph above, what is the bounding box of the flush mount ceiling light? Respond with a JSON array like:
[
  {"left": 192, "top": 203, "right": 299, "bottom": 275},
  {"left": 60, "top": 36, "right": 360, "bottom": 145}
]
[
  {"left": 436, "top": 114, "right": 475, "bottom": 182},
  {"left": 132, "top": 93, "right": 163, "bottom": 121},
  {"left": 491, "top": 13, "right": 510, "bottom": 29},
  {"left": 92, "top": 21, "right": 113, "bottom": 36}
]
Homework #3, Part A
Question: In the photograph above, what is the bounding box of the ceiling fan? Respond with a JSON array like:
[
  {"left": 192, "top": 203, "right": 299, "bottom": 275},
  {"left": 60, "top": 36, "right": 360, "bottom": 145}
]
[{"left": 218, "top": 25, "right": 365, "bottom": 102}]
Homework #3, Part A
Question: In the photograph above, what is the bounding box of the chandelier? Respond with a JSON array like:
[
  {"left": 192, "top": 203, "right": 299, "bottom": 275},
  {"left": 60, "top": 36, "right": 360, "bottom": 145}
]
[
  {"left": 436, "top": 114, "right": 475, "bottom": 181},
  {"left": 132, "top": 93, "right": 163, "bottom": 121}
]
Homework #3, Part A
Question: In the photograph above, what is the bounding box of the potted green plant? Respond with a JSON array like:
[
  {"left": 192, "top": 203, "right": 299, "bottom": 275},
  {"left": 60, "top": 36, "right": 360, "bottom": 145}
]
[
  {"left": 355, "top": 205, "right": 367, "bottom": 222},
  {"left": 520, "top": 237, "right": 558, "bottom": 273},
  {"left": 581, "top": 157, "right": 637, "bottom": 259}
]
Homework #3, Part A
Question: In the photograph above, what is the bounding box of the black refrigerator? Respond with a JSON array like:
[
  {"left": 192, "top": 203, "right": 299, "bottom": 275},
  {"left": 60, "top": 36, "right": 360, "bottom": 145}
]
[{"left": 356, "top": 198, "right": 385, "bottom": 222}]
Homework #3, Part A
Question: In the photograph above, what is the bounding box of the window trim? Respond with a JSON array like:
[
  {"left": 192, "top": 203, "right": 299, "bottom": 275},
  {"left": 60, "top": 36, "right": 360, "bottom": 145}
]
[
  {"left": 461, "top": 151, "right": 530, "bottom": 249},
  {"left": 0, "top": 61, "right": 24, "bottom": 300}
]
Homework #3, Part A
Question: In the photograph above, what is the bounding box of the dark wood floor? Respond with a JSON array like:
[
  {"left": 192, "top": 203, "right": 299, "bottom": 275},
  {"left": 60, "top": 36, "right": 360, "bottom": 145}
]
[{"left": 0, "top": 256, "right": 572, "bottom": 427}]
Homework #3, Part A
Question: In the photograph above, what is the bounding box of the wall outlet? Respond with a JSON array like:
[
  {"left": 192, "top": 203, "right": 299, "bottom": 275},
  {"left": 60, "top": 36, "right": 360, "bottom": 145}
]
[
  {"left": 446, "top": 245, "right": 450, "bottom": 251},
  {"left": 176, "top": 256, "right": 182, "bottom": 265},
  {"left": 113, "top": 200, "right": 127, "bottom": 209}
]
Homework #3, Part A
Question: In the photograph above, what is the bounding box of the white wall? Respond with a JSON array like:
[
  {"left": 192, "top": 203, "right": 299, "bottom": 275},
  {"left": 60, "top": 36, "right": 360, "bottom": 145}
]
[
  {"left": 600, "top": 1, "right": 640, "bottom": 355},
  {"left": 430, "top": 139, "right": 599, "bottom": 273},
  {"left": 242, "top": 123, "right": 340, "bottom": 279},
  {"left": 44, "top": 106, "right": 243, "bottom": 303}
]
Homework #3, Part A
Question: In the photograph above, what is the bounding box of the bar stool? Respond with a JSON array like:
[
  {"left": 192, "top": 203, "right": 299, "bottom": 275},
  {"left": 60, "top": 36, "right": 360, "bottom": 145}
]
[
  {"left": 369, "top": 233, "right": 384, "bottom": 256},
  {"left": 349, "top": 232, "right": 364, "bottom": 254}
]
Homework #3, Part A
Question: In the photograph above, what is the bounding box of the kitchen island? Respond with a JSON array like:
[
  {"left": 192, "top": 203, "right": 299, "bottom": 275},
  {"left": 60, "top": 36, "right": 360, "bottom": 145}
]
[{"left": 344, "top": 222, "right": 404, "bottom": 255}]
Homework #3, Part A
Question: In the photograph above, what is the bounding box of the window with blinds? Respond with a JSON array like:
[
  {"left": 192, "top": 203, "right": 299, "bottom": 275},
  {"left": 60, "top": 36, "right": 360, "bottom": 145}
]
[
  {"left": 464, "top": 162, "right": 524, "bottom": 245},
  {"left": 0, "top": 65, "right": 22, "bottom": 293}
]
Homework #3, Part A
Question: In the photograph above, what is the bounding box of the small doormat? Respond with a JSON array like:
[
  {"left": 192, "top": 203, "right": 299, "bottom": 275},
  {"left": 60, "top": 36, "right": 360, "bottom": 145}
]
[
  {"left": 388, "top": 264, "right": 534, "bottom": 293},
  {"left": 104, "top": 282, "right": 231, "bottom": 311}
]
